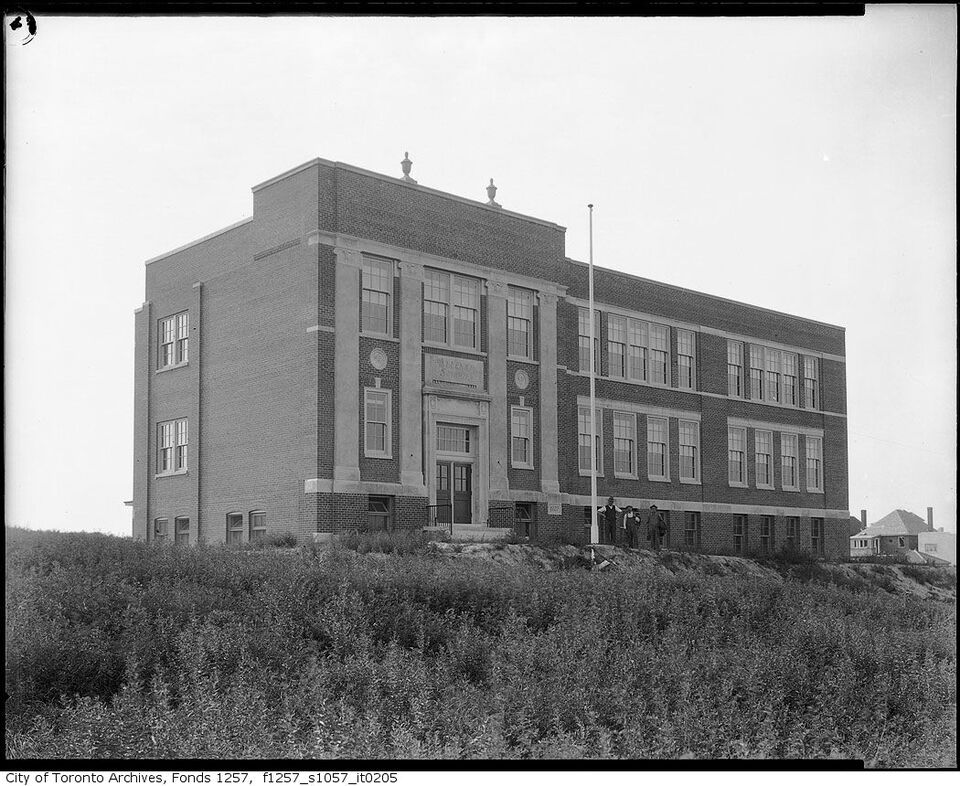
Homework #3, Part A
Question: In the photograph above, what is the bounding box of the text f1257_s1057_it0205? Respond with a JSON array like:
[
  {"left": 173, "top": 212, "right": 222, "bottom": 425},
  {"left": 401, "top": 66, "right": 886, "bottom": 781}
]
[{"left": 263, "top": 774, "right": 398, "bottom": 784}]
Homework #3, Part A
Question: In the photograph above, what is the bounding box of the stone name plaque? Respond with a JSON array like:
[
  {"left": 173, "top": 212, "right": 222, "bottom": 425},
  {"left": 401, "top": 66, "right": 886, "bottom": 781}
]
[{"left": 424, "top": 353, "right": 485, "bottom": 391}]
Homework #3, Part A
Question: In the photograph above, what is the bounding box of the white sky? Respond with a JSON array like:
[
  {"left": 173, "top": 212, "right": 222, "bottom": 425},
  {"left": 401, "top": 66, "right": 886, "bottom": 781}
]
[{"left": 4, "top": 7, "right": 957, "bottom": 536}]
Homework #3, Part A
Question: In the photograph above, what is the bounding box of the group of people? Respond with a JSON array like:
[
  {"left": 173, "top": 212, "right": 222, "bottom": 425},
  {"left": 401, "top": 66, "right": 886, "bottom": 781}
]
[{"left": 596, "top": 497, "right": 667, "bottom": 550}]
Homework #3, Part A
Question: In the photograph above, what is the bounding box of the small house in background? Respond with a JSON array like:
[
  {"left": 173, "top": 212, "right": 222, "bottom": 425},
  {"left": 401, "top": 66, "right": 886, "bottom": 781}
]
[
  {"left": 918, "top": 530, "right": 956, "bottom": 566},
  {"left": 849, "top": 508, "right": 932, "bottom": 558}
]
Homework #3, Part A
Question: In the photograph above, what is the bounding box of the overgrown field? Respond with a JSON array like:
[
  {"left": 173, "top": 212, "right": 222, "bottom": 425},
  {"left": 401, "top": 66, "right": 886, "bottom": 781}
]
[{"left": 4, "top": 526, "right": 956, "bottom": 765}]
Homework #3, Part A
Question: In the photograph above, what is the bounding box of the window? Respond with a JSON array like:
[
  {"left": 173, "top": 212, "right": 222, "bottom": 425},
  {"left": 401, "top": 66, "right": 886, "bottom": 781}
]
[
  {"left": 926, "top": 543, "right": 938, "bottom": 553},
  {"left": 677, "top": 329, "right": 696, "bottom": 390},
  {"left": 627, "top": 319, "right": 648, "bottom": 382},
  {"left": 649, "top": 324, "right": 670, "bottom": 385},
  {"left": 811, "top": 518, "right": 824, "bottom": 556},
  {"left": 728, "top": 426, "right": 747, "bottom": 486},
  {"left": 226, "top": 513, "right": 243, "bottom": 545},
  {"left": 515, "top": 502, "right": 534, "bottom": 538},
  {"left": 423, "top": 270, "right": 479, "bottom": 349},
  {"left": 175, "top": 517, "right": 190, "bottom": 545},
  {"left": 765, "top": 349, "right": 781, "bottom": 403},
  {"left": 364, "top": 389, "right": 392, "bottom": 458},
  {"left": 511, "top": 407, "right": 533, "bottom": 468},
  {"left": 361, "top": 257, "right": 393, "bottom": 336},
  {"left": 612, "top": 412, "right": 636, "bottom": 477},
  {"left": 782, "top": 352, "right": 798, "bottom": 406},
  {"left": 898, "top": 536, "right": 905, "bottom": 548},
  {"left": 248, "top": 511, "right": 266, "bottom": 543},
  {"left": 749, "top": 345, "right": 764, "bottom": 401},
  {"left": 608, "top": 315, "right": 627, "bottom": 378},
  {"left": 646, "top": 416, "right": 669, "bottom": 480},
  {"left": 803, "top": 356, "right": 820, "bottom": 410},
  {"left": 577, "top": 406, "right": 603, "bottom": 475},
  {"left": 759, "top": 516, "right": 774, "bottom": 555},
  {"left": 785, "top": 516, "right": 799, "bottom": 549},
  {"left": 734, "top": 515, "right": 748, "bottom": 554},
  {"left": 578, "top": 308, "right": 600, "bottom": 373},
  {"left": 158, "top": 312, "right": 189, "bottom": 369},
  {"left": 437, "top": 425, "right": 471, "bottom": 453},
  {"left": 157, "top": 418, "right": 188, "bottom": 474},
  {"left": 781, "top": 433, "right": 799, "bottom": 490},
  {"left": 679, "top": 420, "right": 700, "bottom": 482},
  {"left": 805, "top": 436, "right": 823, "bottom": 492},
  {"left": 507, "top": 287, "right": 534, "bottom": 358},
  {"left": 153, "top": 518, "right": 168, "bottom": 542},
  {"left": 727, "top": 341, "right": 744, "bottom": 397},
  {"left": 368, "top": 497, "right": 393, "bottom": 531},
  {"left": 755, "top": 430, "right": 774, "bottom": 488},
  {"left": 684, "top": 512, "right": 700, "bottom": 549}
]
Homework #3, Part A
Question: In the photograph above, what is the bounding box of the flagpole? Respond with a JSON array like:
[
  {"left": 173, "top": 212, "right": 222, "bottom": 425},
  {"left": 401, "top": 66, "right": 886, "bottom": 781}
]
[{"left": 588, "top": 204, "right": 599, "bottom": 545}]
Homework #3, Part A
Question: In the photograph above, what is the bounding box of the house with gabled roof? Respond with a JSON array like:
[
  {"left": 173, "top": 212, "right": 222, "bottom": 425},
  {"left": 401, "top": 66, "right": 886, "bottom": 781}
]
[{"left": 850, "top": 509, "right": 931, "bottom": 558}]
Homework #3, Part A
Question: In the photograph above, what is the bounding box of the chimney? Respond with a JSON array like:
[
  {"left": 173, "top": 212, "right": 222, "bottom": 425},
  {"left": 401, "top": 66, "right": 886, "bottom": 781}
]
[
  {"left": 860, "top": 509, "right": 868, "bottom": 529},
  {"left": 927, "top": 507, "right": 934, "bottom": 532}
]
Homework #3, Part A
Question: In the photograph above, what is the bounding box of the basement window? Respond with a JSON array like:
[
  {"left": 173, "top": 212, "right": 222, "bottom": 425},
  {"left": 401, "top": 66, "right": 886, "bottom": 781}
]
[
  {"left": 226, "top": 512, "right": 243, "bottom": 545},
  {"left": 368, "top": 496, "right": 393, "bottom": 531}
]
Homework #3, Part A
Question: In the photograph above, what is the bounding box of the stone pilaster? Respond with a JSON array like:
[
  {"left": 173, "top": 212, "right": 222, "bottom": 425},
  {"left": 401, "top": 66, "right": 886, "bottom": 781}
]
[
  {"left": 333, "top": 248, "right": 361, "bottom": 482},
  {"left": 538, "top": 291, "right": 561, "bottom": 513},
  {"left": 398, "top": 261, "right": 426, "bottom": 489},
  {"left": 487, "top": 276, "right": 509, "bottom": 492}
]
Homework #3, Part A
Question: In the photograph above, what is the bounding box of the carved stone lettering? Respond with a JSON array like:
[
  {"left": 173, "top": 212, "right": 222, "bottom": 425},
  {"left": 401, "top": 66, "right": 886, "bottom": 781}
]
[{"left": 424, "top": 353, "right": 485, "bottom": 391}]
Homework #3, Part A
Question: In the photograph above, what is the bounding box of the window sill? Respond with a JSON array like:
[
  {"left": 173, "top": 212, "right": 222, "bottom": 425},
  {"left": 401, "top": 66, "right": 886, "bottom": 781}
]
[
  {"left": 512, "top": 463, "right": 535, "bottom": 471},
  {"left": 756, "top": 484, "right": 775, "bottom": 491},
  {"left": 782, "top": 486, "right": 800, "bottom": 493},
  {"left": 679, "top": 478, "right": 702, "bottom": 485},
  {"left": 364, "top": 453, "right": 393, "bottom": 460},
  {"left": 360, "top": 332, "right": 399, "bottom": 343},
  {"left": 806, "top": 488, "right": 824, "bottom": 494},
  {"left": 647, "top": 476, "right": 672, "bottom": 483},
  {"left": 156, "top": 362, "right": 189, "bottom": 374},
  {"left": 422, "top": 340, "right": 486, "bottom": 357},
  {"left": 578, "top": 471, "right": 605, "bottom": 478},
  {"left": 728, "top": 481, "right": 748, "bottom": 488},
  {"left": 592, "top": 373, "right": 677, "bottom": 391},
  {"left": 156, "top": 470, "right": 188, "bottom": 479},
  {"left": 507, "top": 355, "right": 538, "bottom": 365},
  {"left": 614, "top": 472, "right": 639, "bottom": 480}
]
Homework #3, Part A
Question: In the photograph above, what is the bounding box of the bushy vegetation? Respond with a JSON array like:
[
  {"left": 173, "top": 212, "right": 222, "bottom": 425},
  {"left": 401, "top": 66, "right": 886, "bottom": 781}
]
[{"left": 4, "top": 526, "right": 956, "bottom": 765}]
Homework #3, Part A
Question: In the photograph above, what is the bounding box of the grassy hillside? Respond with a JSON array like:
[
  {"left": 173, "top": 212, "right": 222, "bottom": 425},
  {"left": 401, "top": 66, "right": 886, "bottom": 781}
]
[{"left": 4, "top": 527, "right": 956, "bottom": 765}]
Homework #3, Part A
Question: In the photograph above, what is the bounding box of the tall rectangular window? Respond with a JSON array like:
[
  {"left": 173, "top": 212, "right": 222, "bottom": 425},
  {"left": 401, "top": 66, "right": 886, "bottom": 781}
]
[
  {"left": 423, "top": 270, "right": 479, "bottom": 349},
  {"left": 175, "top": 517, "right": 190, "bottom": 545},
  {"left": 765, "top": 349, "right": 781, "bottom": 403},
  {"left": 749, "top": 345, "right": 764, "bottom": 400},
  {"left": 803, "top": 356, "right": 820, "bottom": 410},
  {"left": 607, "top": 315, "right": 627, "bottom": 378},
  {"left": 782, "top": 352, "right": 798, "bottom": 406},
  {"left": 646, "top": 416, "right": 669, "bottom": 480},
  {"left": 364, "top": 389, "right": 392, "bottom": 458},
  {"left": 755, "top": 429, "right": 773, "bottom": 488},
  {"left": 578, "top": 406, "right": 603, "bottom": 475},
  {"left": 627, "top": 319, "right": 648, "bottom": 382},
  {"left": 507, "top": 287, "right": 534, "bottom": 358},
  {"left": 679, "top": 420, "right": 700, "bottom": 482},
  {"left": 734, "top": 515, "right": 748, "bottom": 554},
  {"left": 612, "top": 412, "right": 636, "bottom": 477},
  {"left": 785, "top": 516, "right": 799, "bottom": 549},
  {"left": 781, "top": 433, "right": 799, "bottom": 490},
  {"left": 677, "top": 329, "right": 696, "bottom": 390},
  {"left": 249, "top": 511, "right": 266, "bottom": 543},
  {"left": 684, "top": 512, "right": 700, "bottom": 549},
  {"left": 728, "top": 426, "right": 747, "bottom": 485},
  {"left": 361, "top": 257, "right": 393, "bottom": 337},
  {"left": 226, "top": 513, "right": 243, "bottom": 545},
  {"left": 153, "top": 518, "right": 168, "bottom": 542},
  {"left": 511, "top": 406, "right": 533, "bottom": 468},
  {"left": 727, "top": 341, "right": 744, "bottom": 397},
  {"left": 157, "top": 418, "right": 188, "bottom": 474},
  {"left": 648, "top": 324, "right": 670, "bottom": 385},
  {"left": 158, "top": 312, "right": 189, "bottom": 369},
  {"left": 805, "top": 435, "right": 823, "bottom": 492},
  {"left": 811, "top": 517, "right": 824, "bottom": 556},
  {"left": 578, "top": 308, "right": 600, "bottom": 373},
  {"left": 423, "top": 269, "right": 450, "bottom": 343},
  {"left": 759, "top": 515, "right": 774, "bottom": 554}
]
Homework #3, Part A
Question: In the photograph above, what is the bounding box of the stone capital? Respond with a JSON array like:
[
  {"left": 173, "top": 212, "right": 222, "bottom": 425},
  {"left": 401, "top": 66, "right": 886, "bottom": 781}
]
[
  {"left": 538, "top": 291, "right": 559, "bottom": 307},
  {"left": 398, "top": 260, "right": 424, "bottom": 279},
  {"left": 486, "top": 276, "right": 508, "bottom": 297},
  {"left": 333, "top": 247, "right": 362, "bottom": 268}
]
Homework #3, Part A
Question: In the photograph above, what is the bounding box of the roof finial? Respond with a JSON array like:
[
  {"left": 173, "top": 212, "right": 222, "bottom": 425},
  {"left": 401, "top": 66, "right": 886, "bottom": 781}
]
[
  {"left": 486, "top": 178, "right": 500, "bottom": 208},
  {"left": 401, "top": 151, "right": 416, "bottom": 183}
]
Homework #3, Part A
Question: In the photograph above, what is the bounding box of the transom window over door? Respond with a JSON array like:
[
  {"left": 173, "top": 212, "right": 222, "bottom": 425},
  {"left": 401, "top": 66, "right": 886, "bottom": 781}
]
[
  {"left": 361, "top": 257, "right": 393, "bottom": 337},
  {"left": 437, "top": 425, "right": 471, "bottom": 453},
  {"left": 423, "top": 270, "right": 480, "bottom": 349}
]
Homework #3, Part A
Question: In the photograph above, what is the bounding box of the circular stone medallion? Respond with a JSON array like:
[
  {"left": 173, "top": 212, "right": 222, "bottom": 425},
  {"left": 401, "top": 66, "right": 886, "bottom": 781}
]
[
  {"left": 369, "top": 348, "right": 388, "bottom": 371},
  {"left": 514, "top": 369, "right": 530, "bottom": 390}
]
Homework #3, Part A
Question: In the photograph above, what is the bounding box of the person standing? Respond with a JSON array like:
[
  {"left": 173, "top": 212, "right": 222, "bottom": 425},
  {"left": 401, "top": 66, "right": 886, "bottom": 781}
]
[
  {"left": 597, "top": 497, "right": 621, "bottom": 545},
  {"left": 646, "top": 504, "right": 667, "bottom": 552},
  {"left": 624, "top": 505, "right": 641, "bottom": 548}
]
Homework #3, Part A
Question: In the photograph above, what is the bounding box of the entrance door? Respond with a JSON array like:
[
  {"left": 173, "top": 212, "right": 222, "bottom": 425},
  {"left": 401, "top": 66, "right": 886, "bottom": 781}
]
[
  {"left": 436, "top": 463, "right": 452, "bottom": 524},
  {"left": 453, "top": 463, "right": 472, "bottom": 524}
]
